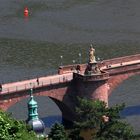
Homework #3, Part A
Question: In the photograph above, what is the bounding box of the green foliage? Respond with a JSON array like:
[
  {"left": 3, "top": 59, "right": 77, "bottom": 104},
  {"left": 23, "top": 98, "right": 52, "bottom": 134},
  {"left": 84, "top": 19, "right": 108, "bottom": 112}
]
[
  {"left": 69, "top": 128, "right": 84, "bottom": 140},
  {"left": 71, "top": 97, "right": 140, "bottom": 140},
  {"left": 94, "top": 121, "right": 134, "bottom": 140},
  {"left": 48, "top": 122, "right": 68, "bottom": 140},
  {"left": 74, "top": 97, "right": 108, "bottom": 129},
  {"left": 0, "top": 110, "right": 43, "bottom": 140}
]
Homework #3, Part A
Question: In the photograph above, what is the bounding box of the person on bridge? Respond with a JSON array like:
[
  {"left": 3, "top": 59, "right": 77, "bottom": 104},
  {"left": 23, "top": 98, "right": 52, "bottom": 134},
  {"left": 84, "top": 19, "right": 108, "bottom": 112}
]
[
  {"left": 0, "top": 84, "right": 2, "bottom": 92},
  {"left": 36, "top": 78, "right": 39, "bottom": 85}
]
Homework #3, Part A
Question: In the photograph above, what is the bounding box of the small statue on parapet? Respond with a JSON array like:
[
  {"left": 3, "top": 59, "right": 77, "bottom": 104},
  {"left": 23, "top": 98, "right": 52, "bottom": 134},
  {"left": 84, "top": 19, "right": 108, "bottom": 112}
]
[
  {"left": 85, "top": 45, "right": 101, "bottom": 75},
  {"left": 89, "top": 44, "right": 96, "bottom": 64}
]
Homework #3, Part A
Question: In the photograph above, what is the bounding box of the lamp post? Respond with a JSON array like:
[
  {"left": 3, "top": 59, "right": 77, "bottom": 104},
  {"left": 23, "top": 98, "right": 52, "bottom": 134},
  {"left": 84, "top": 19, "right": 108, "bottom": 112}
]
[
  {"left": 97, "top": 57, "right": 100, "bottom": 61},
  {"left": 60, "top": 55, "right": 63, "bottom": 66},
  {"left": 72, "top": 60, "right": 76, "bottom": 64},
  {"left": 78, "top": 53, "right": 81, "bottom": 64}
]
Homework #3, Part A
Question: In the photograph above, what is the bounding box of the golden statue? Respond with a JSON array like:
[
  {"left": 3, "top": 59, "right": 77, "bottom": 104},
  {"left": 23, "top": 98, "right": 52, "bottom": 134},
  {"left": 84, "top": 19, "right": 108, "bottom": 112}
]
[{"left": 89, "top": 44, "right": 96, "bottom": 63}]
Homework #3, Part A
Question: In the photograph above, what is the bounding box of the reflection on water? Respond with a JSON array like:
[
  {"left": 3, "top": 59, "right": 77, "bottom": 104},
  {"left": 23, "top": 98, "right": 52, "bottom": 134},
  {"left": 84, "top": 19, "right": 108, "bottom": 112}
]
[
  {"left": 41, "top": 115, "right": 62, "bottom": 128},
  {"left": 42, "top": 115, "right": 62, "bottom": 134},
  {"left": 121, "top": 105, "right": 140, "bottom": 117},
  {"left": 120, "top": 106, "right": 140, "bottom": 134}
]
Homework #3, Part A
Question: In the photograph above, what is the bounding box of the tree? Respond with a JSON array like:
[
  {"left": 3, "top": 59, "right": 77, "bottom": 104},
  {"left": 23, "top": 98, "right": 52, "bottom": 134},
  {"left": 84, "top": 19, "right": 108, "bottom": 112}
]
[
  {"left": 69, "top": 128, "right": 84, "bottom": 140},
  {"left": 0, "top": 110, "right": 44, "bottom": 140},
  {"left": 71, "top": 97, "right": 140, "bottom": 140},
  {"left": 48, "top": 122, "right": 68, "bottom": 140}
]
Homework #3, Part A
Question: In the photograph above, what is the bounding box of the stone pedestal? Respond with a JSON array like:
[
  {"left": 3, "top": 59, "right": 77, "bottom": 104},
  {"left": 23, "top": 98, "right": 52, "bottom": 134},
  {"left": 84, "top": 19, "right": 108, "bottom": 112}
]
[{"left": 73, "top": 67, "right": 110, "bottom": 105}]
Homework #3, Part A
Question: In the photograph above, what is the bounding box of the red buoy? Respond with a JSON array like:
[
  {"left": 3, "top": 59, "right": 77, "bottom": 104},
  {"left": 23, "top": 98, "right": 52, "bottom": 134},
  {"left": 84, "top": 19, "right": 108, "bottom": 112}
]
[{"left": 24, "top": 7, "right": 29, "bottom": 17}]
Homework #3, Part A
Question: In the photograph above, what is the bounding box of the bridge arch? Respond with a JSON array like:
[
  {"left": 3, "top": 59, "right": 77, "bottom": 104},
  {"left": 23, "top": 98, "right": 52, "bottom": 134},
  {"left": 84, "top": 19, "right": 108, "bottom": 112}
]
[
  {"left": 108, "top": 69, "right": 140, "bottom": 96},
  {"left": 108, "top": 75, "right": 140, "bottom": 133},
  {"left": 3, "top": 94, "right": 75, "bottom": 122},
  {"left": 109, "top": 75, "right": 140, "bottom": 106},
  {"left": 6, "top": 95, "right": 75, "bottom": 127}
]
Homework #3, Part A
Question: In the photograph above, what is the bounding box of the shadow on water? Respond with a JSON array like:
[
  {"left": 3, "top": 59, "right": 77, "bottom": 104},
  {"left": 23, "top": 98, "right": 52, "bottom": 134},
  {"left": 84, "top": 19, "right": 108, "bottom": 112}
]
[
  {"left": 41, "top": 115, "right": 73, "bottom": 134},
  {"left": 41, "top": 115, "right": 62, "bottom": 128},
  {"left": 41, "top": 115, "right": 73, "bottom": 128},
  {"left": 121, "top": 105, "right": 140, "bottom": 117},
  {"left": 40, "top": 105, "right": 140, "bottom": 128}
]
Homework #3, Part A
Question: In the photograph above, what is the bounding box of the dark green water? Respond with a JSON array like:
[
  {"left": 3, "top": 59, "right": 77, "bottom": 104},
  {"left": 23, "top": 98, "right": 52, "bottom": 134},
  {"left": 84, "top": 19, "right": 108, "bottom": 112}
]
[{"left": 0, "top": 0, "right": 140, "bottom": 134}]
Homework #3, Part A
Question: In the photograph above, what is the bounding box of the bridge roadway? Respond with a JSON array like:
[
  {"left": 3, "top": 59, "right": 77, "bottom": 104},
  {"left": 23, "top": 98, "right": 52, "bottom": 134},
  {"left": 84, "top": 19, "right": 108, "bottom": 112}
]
[
  {"left": 1, "top": 73, "right": 73, "bottom": 94},
  {"left": 1, "top": 58, "right": 140, "bottom": 95},
  {"left": 101, "top": 59, "right": 140, "bottom": 70}
]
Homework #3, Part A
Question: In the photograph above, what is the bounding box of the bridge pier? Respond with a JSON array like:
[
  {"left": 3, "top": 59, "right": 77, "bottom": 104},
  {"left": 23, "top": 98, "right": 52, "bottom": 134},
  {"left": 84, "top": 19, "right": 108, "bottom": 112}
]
[{"left": 73, "top": 71, "right": 110, "bottom": 106}]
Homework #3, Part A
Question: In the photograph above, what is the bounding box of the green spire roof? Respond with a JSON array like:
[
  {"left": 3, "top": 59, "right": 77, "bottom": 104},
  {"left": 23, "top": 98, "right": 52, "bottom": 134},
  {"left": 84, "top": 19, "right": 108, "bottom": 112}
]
[
  {"left": 28, "top": 88, "right": 39, "bottom": 120},
  {"left": 28, "top": 89, "right": 37, "bottom": 106}
]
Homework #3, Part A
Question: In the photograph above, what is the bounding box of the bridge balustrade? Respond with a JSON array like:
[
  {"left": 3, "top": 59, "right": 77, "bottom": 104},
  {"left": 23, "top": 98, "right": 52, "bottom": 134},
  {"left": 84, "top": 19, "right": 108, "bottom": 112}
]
[
  {"left": 100, "top": 54, "right": 140, "bottom": 68},
  {"left": 74, "top": 72, "right": 109, "bottom": 81},
  {"left": 58, "top": 64, "right": 87, "bottom": 74},
  {"left": 1, "top": 73, "right": 73, "bottom": 94}
]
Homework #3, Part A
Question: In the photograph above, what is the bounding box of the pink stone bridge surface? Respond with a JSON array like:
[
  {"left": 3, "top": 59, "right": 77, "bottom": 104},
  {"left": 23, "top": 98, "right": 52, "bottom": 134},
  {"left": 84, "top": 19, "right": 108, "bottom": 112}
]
[
  {"left": 1, "top": 73, "right": 73, "bottom": 94},
  {"left": 0, "top": 54, "right": 140, "bottom": 119}
]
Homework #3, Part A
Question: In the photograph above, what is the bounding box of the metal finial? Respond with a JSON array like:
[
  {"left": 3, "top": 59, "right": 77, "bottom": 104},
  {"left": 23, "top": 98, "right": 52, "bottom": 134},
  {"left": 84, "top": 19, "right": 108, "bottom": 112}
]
[{"left": 30, "top": 88, "right": 33, "bottom": 97}]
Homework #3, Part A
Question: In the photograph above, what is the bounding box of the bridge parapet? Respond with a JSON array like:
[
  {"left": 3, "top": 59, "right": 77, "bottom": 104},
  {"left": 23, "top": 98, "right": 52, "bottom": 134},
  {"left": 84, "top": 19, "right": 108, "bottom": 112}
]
[
  {"left": 58, "top": 54, "right": 140, "bottom": 74},
  {"left": 58, "top": 64, "right": 87, "bottom": 74},
  {"left": 100, "top": 54, "right": 140, "bottom": 68},
  {"left": 106, "top": 62, "right": 140, "bottom": 76},
  {"left": 73, "top": 71, "right": 109, "bottom": 82},
  {"left": 1, "top": 73, "right": 73, "bottom": 95}
]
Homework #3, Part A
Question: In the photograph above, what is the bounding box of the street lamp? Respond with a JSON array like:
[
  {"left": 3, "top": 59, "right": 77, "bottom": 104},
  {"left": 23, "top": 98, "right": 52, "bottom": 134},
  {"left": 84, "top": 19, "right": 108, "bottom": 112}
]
[
  {"left": 78, "top": 53, "right": 82, "bottom": 64},
  {"left": 72, "top": 60, "right": 76, "bottom": 64},
  {"left": 97, "top": 57, "right": 100, "bottom": 61},
  {"left": 60, "top": 55, "right": 63, "bottom": 66}
]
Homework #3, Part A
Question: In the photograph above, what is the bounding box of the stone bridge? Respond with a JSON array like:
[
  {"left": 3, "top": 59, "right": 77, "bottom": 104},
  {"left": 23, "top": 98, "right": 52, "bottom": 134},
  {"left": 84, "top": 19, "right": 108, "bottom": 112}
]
[{"left": 0, "top": 53, "right": 140, "bottom": 121}]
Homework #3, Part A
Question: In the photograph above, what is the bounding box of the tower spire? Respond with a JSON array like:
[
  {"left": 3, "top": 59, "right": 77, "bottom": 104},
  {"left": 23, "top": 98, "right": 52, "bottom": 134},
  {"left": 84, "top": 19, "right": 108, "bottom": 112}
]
[
  {"left": 28, "top": 88, "right": 39, "bottom": 120},
  {"left": 27, "top": 88, "right": 45, "bottom": 136}
]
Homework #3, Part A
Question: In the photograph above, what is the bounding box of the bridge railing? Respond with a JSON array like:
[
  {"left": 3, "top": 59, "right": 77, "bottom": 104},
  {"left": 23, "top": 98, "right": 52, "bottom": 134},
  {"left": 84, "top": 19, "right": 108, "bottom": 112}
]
[
  {"left": 58, "top": 64, "right": 87, "bottom": 74},
  {"left": 1, "top": 73, "right": 73, "bottom": 94},
  {"left": 58, "top": 54, "right": 140, "bottom": 74},
  {"left": 100, "top": 54, "right": 140, "bottom": 68},
  {"left": 73, "top": 71, "right": 109, "bottom": 81}
]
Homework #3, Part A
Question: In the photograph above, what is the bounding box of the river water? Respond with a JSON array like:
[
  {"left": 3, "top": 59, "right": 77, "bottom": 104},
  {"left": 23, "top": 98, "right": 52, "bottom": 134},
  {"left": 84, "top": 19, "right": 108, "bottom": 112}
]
[{"left": 1, "top": 0, "right": 140, "bottom": 134}]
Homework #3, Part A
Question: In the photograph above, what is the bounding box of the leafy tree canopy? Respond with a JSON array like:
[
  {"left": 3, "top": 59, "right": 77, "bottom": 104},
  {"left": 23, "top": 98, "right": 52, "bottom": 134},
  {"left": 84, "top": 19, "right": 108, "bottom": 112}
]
[
  {"left": 48, "top": 122, "right": 68, "bottom": 140},
  {"left": 0, "top": 110, "right": 44, "bottom": 140},
  {"left": 71, "top": 97, "right": 140, "bottom": 140}
]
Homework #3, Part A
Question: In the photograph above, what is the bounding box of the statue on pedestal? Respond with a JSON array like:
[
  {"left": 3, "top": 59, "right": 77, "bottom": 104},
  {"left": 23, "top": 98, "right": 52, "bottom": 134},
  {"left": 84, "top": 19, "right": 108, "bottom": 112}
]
[
  {"left": 89, "top": 44, "right": 96, "bottom": 64},
  {"left": 85, "top": 45, "right": 101, "bottom": 75}
]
